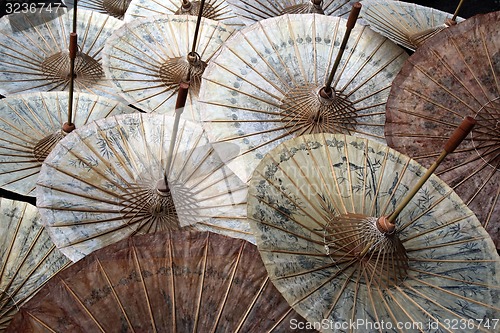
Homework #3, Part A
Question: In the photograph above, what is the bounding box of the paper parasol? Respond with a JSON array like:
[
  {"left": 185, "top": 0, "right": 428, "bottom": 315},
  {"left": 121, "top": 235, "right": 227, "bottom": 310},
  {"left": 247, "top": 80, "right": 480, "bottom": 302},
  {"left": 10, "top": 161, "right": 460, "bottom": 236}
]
[
  {"left": 0, "top": 9, "right": 123, "bottom": 101},
  {"left": 68, "top": 0, "right": 132, "bottom": 19},
  {"left": 226, "top": 0, "right": 359, "bottom": 26},
  {"left": 103, "top": 15, "right": 234, "bottom": 118},
  {"left": 0, "top": 198, "right": 71, "bottom": 330},
  {"left": 7, "top": 230, "right": 315, "bottom": 332},
  {"left": 36, "top": 112, "right": 250, "bottom": 262},
  {"left": 199, "top": 13, "right": 408, "bottom": 182},
  {"left": 124, "top": 0, "right": 244, "bottom": 29},
  {"left": 359, "top": 0, "right": 465, "bottom": 51},
  {"left": 0, "top": 91, "right": 136, "bottom": 197},
  {"left": 247, "top": 133, "right": 500, "bottom": 331},
  {"left": 385, "top": 10, "right": 500, "bottom": 249}
]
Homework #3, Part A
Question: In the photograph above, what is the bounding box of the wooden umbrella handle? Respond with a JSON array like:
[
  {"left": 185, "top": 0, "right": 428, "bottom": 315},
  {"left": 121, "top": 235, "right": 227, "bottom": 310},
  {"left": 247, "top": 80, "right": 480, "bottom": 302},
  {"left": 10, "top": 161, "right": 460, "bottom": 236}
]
[
  {"left": 175, "top": 82, "right": 190, "bottom": 110},
  {"left": 444, "top": 116, "right": 476, "bottom": 153},
  {"left": 346, "top": 2, "right": 362, "bottom": 30},
  {"left": 69, "top": 33, "right": 78, "bottom": 59},
  {"left": 387, "top": 116, "right": 476, "bottom": 224}
]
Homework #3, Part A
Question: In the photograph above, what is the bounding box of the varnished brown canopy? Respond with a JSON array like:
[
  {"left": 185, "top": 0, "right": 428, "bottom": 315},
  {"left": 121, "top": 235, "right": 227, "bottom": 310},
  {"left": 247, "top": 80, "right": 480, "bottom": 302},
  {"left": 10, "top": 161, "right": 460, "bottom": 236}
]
[
  {"left": 386, "top": 11, "right": 500, "bottom": 249},
  {"left": 7, "top": 231, "right": 314, "bottom": 332}
]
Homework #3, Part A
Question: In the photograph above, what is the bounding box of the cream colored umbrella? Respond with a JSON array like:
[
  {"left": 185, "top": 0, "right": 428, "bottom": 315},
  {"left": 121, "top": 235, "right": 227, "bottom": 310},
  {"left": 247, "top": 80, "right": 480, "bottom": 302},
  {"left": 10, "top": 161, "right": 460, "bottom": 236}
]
[
  {"left": 226, "top": 0, "right": 359, "bottom": 26},
  {"left": 247, "top": 132, "right": 500, "bottom": 331},
  {"left": 36, "top": 112, "right": 250, "bottom": 262},
  {"left": 103, "top": 14, "right": 234, "bottom": 118},
  {"left": 0, "top": 91, "right": 136, "bottom": 197},
  {"left": 385, "top": 10, "right": 500, "bottom": 249},
  {"left": 7, "top": 230, "right": 314, "bottom": 332},
  {"left": 360, "top": 0, "right": 465, "bottom": 51},
  {"left": 199, "top": 13, "right": 408, "bottom": 182},
  {"left": 0, "top": 9, "right": 124, "bottom": 101},
  {"left": 0, "top": 198, "right": 71, "bottom": 331},
  {"left": 124, "top": 0, "right": 244, "bottom": 29}
]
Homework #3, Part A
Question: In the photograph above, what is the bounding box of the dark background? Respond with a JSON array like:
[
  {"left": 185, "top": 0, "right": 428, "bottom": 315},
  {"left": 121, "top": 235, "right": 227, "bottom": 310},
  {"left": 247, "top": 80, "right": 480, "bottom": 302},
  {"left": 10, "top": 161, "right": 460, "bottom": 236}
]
[{"left": 409, "top": 0, "right": 500, "bottom": 18}]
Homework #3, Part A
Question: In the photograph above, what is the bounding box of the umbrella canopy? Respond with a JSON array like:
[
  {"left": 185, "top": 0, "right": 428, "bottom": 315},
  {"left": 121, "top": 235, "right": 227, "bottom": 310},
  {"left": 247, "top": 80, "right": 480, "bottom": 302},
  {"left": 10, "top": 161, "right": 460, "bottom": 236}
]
[
  {"left": 0, "top": 91, "right": 136, "bottom": 197},
  {"left": 103, "top": 14, "right": 234, "bottom": 118},
  {"left": 67, "top": 0, "right": 132, "bottom": 19},
  {"left": 124, "top": 0, "right": 244, "bottom": 29},
  {"left": 7, "top": 230, "right": 315, "bottom": 332},
  {"left": 226, "top": 0, "right": 359, "bottom": 26},
  {"left": 360, "top": 0, "right": 464, "bottom": 51},
  {"left": 385, "top": 10, "right": 500, "bottom": 249},
  {"left": 199, "top": 13, "right": 408, "bottom": 182},
  {"left": 247, "top": 133, "right": 500, "bottom": 331},
  {"left": 36, "top": 112, "right": 250, "bottom": 262},
  {"left": 0, "top": 9, "right": 124, "bottom": 101},
  {"left": 0, "top": 198, "right": 71, "bottom": 331}
]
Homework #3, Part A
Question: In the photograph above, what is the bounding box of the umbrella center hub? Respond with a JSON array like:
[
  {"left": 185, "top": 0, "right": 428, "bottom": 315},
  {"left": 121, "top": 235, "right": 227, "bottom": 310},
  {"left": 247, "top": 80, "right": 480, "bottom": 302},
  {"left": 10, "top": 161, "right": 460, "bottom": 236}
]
[
  {"left": 279, "top": 84, "right": 357, "bottom": 136},
  {"left": 471, "top": 98, "right": 500, "bottom": 171},
  {"left": 33, "top": 130, "right": 66, "bottom": 163},
  {"left": 159, "top": 56, "right": 207, "bottom": 97},
  {"left": 102, "top": 0, "right": 131, "bottom": 18},
  {"left": 41, "top": 51, "right": 104, "bottom": 87},
  {"left": 175, "top": 1, "right": 216, "bottom": 18},
  {"left": 324, "top": 214, "right": 408, "bottom": 288}
]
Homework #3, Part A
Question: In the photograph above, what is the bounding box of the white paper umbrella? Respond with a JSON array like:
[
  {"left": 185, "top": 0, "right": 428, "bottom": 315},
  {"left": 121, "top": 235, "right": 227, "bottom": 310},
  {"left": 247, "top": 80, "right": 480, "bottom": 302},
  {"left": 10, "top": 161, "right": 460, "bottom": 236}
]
[
  {"left": 226, "top": 0, "right": 359, "bottom": 26},
  {"left": 360, "top": 0, "right": 465, "bottom": 51},
  {"left": 0, "top": 9, "right": 124, "bottom": 101},
  {"left": 247, "top": 133, "right": 500, "bottom": 331},
  {"left": 7, "top": 230, "right": 315, "bottom": 332},
  {"left": 0, "top": 91, "right": 136, "bottom": 197},
  {"left": 36, "top": 112, "right": 250, "bottom": 262},
  {"left": 199, "top": 13, "right": 408, "bottom": 182},
  {"left": 124, "top": 0, "right": 244, "bottom": 29},
  {"left": 0, "top": 198, "right": 71, "bottom": 330},
  {"left": 103, "top": 14, "right": 234, "bottom": 118}
]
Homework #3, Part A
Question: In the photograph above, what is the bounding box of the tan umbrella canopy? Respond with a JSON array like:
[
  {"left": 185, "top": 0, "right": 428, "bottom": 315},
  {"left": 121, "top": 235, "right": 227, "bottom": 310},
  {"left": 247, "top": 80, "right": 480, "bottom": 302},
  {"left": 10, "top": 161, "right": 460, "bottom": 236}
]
[
  {"left": 36, "top": 112, "right": 250, "bottom": 262},
  {"left": 103, "top": 14, "right": 234, "bottom": 118},
  {"left": 0, "top": 91, "right": 135, "bottom": 197},
  {"left": 7, "top": 230, "right": 315, "bottom": 332},
  {"left": 0, "top": 198, "right": 71, "bottom": 331},
  {"left": 199, "top": 13, "right": 408, "bottom": 182},
  {"left": 360, "top": 0, "right": 465, "bottom": 51},
  {"left": 0, "top": 9, "right": 124, "bottom": 101},
  {"left": 124, "top": 0, "right": 244, "bottom": 29},
  {"left": 385, "top": 10, "right": 500, "bottom": 249},
  {"left": 247, "top": 133, "right": 500, "bottom": 331},
  {"left": 226, "top": 0, "right": 359, "bottom": 26}
]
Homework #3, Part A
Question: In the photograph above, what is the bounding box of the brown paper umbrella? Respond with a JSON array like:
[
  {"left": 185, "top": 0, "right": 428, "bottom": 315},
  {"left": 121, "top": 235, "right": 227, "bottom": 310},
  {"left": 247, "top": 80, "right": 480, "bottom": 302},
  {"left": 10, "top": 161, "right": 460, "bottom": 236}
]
[
  {"left": 103, "top": 14, "right": 234, "bottom": 118},
  {"left": 385, "top": 10, "right": 500, "bottom": 249},
  {"left": 6, "top": 230, "right": 315, "bottom": 332},
  {"left": 360, "top": 0, "right": 465, "bottom": 51},
  {"left": 36, "top": 112, "right": 250, "bottom": 262},
  {"left": 0, "top": 91, "right": 136, "bottom": 197},
  {"left": 0, "top": 198, "right": 71, "bottom": 330},
  {"left": 247, "top": 131, "right": 500, "bottom": 331},
  {"left": 199, "top": 12, "right": 408, "bottom": 182},
  {"left": 124, "top": 0, "right": 244, "bottom": 29},
  {"left": 0, "top": 9, "right": 124, "bottom": 102},
  {"left": 225, "top": 0, "right": 359, "bottom": 26}
]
